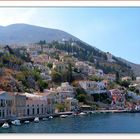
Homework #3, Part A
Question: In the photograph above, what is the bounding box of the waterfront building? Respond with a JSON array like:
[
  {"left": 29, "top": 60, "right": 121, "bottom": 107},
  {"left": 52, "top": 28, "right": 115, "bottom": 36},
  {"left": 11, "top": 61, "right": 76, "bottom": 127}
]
[
  {"left": 44, "top": 83, "right": 75, "bottom": 106},
  {"left": 12, "top": 93, "right": 26, "bottom": 117},
  {"left": 0, "top": 91, "right": 13, "bottom": 119},
  {"left": 24, "top": 92, "right": 54, "bottom": 117},
  {"left": 64, "top": 97, "right": 78, "bottom": 111},
  {"left": 56, "top": 82, "right": 75, "bottom": 103},
  {"left": 0, "top": 91, "right": 55, "bottom": 119}
]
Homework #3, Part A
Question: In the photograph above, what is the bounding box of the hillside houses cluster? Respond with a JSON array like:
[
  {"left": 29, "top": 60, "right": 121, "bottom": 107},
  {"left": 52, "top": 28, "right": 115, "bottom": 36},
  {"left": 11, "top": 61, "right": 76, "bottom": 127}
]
[{"left": 1, "top": 43, "right": 140, "bottom": 120}]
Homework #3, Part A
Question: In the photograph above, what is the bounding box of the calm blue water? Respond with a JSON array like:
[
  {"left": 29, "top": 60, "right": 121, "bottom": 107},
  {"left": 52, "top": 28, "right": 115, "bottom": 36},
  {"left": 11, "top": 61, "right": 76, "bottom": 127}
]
[{"left": 0, "top": 113, "right": 140, "bottom": 133}]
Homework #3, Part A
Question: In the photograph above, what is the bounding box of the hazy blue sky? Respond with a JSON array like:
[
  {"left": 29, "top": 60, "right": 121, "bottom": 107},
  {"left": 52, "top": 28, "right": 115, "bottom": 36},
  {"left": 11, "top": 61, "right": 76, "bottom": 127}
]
[{"left": 0, "top": 7, "right": 140, "bottom": 64}]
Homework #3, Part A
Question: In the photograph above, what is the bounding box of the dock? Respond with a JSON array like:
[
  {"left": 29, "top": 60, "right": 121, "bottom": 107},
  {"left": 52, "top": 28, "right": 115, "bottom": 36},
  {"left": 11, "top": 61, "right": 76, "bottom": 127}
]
[{"left": 0, "top": 112, "right": 73, "bottom": 125}]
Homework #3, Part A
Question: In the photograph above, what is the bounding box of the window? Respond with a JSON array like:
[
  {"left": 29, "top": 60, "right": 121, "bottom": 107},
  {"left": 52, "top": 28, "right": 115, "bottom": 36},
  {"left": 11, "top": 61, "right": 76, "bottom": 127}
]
[
  {"left": 37, "top": 108, "right": 39, "bottom": 114},
  {"left": 0, "top": 99, "right": 3, "bottom": 107},
  {"left": 27, "top": 108, "right": 30, "bottom": 116},
  {"left": 9, "top": 110, "right": 11, "bottom": 115},
  {"left": 32, "top": 108, "right": 35, "bottom": 115},
  {"left": 3, "top": 110, "right": 5, "bottom": 117},
  {"left": 42, "top": 108, "right": 43, "bottom": 114},
  {"left": 7, "top": 109, "right": 8, "bottom": 116}
]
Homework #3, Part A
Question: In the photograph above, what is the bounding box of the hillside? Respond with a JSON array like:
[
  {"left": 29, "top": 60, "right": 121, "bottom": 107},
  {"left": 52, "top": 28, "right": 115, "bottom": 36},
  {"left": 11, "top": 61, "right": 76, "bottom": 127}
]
[
  {"left": 0, "top": 23, "right": 78, "bottom": 44},
  {"left": 45, "top": 40, "right": 133, "bottom": 77},
  {"left": 0, "top": 23, "right": 139, "bottom": 76},
  {"left": 116, "top": 57, "right": 140, "bottom": 77}
]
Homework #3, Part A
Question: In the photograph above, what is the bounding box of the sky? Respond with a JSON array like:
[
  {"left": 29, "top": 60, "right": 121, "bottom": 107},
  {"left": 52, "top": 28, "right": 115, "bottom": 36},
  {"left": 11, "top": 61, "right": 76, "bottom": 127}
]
[{"left": 0, "top": 7, "right": 140, "bottom": 64}]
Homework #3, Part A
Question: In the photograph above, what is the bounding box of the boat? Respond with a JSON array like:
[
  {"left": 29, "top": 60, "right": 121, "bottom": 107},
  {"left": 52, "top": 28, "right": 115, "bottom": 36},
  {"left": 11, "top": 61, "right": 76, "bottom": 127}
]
[
  {"left": 24, "top": 121, "right": 30, "bottom": 124},
  {"left": 49, "top": 116, "right": 53, "bottom": 119},
  {"left": 34, "top": 117, "right": 39, "bottom": 122},
  {"left": 42, "top": 118, "right": 48, "bottom": 121},
  {"left": 2, "top": 122, "right": 10, "bottom": 128},
  {"left": 79, "top": 112, "right": 86, "bottom": 115},
  {"left": 11, "top": 120, "right": 21, "bottom": 126},
  {"left": 60, "top": 115, "right": 68, "bottom": 118}
]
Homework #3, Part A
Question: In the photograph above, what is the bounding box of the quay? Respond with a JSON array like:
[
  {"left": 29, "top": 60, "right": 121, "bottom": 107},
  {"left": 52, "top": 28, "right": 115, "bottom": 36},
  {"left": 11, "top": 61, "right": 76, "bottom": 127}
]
[
  {"left": 0, "top": 112, "right": 73, "bottom": 125},
  {"left": 1, "top": 110, "right": 139, "bottom": 125}
]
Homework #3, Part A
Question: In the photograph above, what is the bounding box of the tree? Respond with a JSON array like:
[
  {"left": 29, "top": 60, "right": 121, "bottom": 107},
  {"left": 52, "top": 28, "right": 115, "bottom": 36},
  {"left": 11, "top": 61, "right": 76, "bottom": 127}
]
[
  {"left": 51, "top": 70, "right": 62, "bottom": 83},
  {"left": 47, "top": 63, "right": 53, "bottom": 69},
  {"left": 38, "top": 40, "right": 46, "bottom": 45},
  {"left": 129, "top": 86, "right": 135, "bottom": 92},
  {"left": 90, "top": 75, "right": 103, "bottom": 82},
  {"left": 119, "top": 80, "right": 131, "bottom": 88},
  {"left": 115, "top": 71, "right": 120, "bottom": 83},
  {"left": 55, "top": 103, "right": 65, "bottom": 112},
  {"left": 67, "top": 63, "right": 73, "bottom": 83},
  {"left": 135, "top": 89, "right": 140, "bottom": 94},
  {"left": 38, "top": 80, "right": 48, "bottom": 92},
  {"left": 77, "top": 94, "right": 86, "bottom": 102}
]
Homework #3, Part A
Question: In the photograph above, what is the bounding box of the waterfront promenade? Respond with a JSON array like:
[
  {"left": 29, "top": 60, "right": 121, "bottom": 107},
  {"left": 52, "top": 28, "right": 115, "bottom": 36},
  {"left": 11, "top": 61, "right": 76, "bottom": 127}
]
[{"left": 0, "top": 109, "right": 131, "bottom": 125}]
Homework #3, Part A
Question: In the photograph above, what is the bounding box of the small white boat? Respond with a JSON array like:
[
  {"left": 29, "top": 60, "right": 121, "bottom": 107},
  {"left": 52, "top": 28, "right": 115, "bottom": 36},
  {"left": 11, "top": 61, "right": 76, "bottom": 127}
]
[
  {"left": 49, "top": 116, "right": 53, "bottom": 119},
  {"left": 79, "top": 112, "right": 86, "bottom": 115},
  {"left": 42, "top": 118, "right": 48, "bottom": 121},
  {"left": 24, "top": 121, "right": 30, "bottom": 124},
  {"left": 11, "top": 120, "right": 21, "bottom": 126},
  {"left": 2, "top": 122, "right": 10, "bottom": 128},
  {"left": 34, "top": 117, "right": 39, "bottom": 122},
  {"left": 60, "top": 115, "right": 68, "bottom": 118}
]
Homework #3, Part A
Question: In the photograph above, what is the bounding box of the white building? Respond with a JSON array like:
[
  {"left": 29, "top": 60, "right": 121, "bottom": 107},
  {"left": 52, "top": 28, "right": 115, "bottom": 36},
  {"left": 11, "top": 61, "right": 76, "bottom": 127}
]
[
  {"left": 106, "top": 52, "right": 115, "bottom": 62},
  {"left": 75, "top": 61, "right": 89, "bottom": 74},
  {"left": 53, "top": 62, "right": 68, "bottom": 72},
  {"left": 0, "top": 91, "right": 13, "bottom": 119},
  {"left": 79, "top": 81, "right": 106, "bottom": 94},
  {"left": 127, "top": 91, "right": 140, "bottom": 101},
  {"left": 56, "top": 82, "right": 75, "bottom": 103},
  {"left": 95, "top": 69, "right": 104, "bottom": 77}
]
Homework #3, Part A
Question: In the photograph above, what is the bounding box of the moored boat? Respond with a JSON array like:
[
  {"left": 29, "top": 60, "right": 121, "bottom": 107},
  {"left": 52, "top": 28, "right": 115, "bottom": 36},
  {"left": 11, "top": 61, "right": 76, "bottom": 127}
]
[
  {"left": 11, "top": 120, "right": 21, "bottom": 126},
  {"left": 79, "top": 112, "right": 86, "bottom": 115},
  {"left": 60, "top": 115, "right": 68, "bottom": 118},
  {"left": 34, "top": 117, "right": 39, "bottom": 122},
  {"left": 42, "top": 118, "right": 48, "bottom": 121},
  {"left": 2, "top": 122, "right": 10, "bottom": 128},
  {"left": 49, "top": 116, "right": 53, "bottom": 119},
  {"left": 24, "top": 121, "right": 30, "bottom": 124}
]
